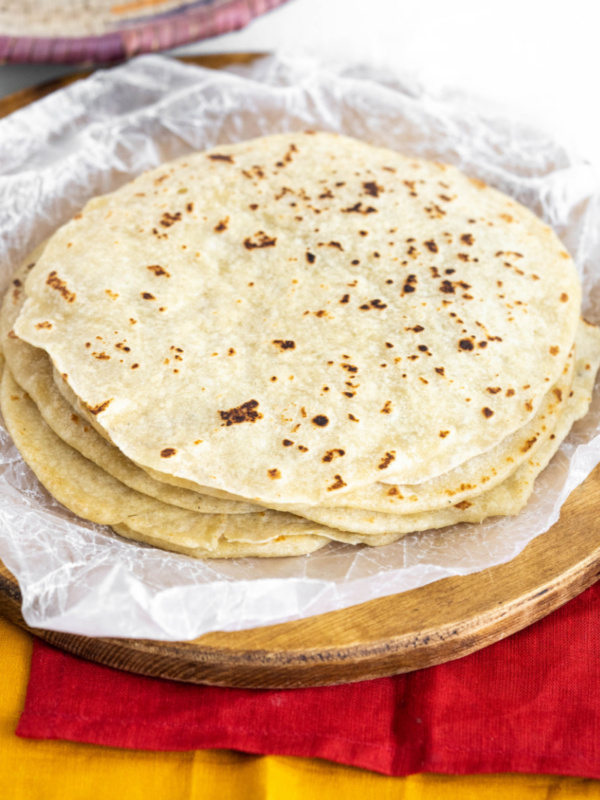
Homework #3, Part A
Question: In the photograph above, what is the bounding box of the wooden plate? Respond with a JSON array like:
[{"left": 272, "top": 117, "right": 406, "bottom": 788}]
[{"left": 1, "top": 56, "right": 599, "bottom": 689}]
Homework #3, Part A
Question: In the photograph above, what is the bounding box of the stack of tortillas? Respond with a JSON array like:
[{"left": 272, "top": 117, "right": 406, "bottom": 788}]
[{"left": 2, "top": 131, "right": 599, "bottom": 558}]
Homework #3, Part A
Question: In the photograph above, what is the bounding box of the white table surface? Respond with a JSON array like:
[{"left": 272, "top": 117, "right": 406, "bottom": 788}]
[{"left": 1, "top": 0, "right": 599, "bottom": 171}]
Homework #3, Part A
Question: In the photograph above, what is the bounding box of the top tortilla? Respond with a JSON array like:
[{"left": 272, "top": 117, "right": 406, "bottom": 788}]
[{"left": 14, "top": 132, "right": 581, "bottom": 505}]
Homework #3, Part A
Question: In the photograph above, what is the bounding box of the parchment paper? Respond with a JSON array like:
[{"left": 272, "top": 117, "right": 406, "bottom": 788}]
[{"left": 0, "top": 53, "right": 599, "bottom": 640}]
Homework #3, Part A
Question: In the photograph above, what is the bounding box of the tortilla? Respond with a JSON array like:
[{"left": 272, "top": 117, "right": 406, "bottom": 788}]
[
  {"left": 15, "top": 132, "right": 581, "bottom": 506},
  {"left": 2, "top": 318, "right": 598, "bottom": 553},
  {"left": 1, "top": 263, "right": 575, "bottom": 519}
]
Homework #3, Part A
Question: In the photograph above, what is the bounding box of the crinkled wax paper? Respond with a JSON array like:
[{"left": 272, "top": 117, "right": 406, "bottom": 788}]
[{"left": 0, "top": 53, "right": 599, "bottom": 640}]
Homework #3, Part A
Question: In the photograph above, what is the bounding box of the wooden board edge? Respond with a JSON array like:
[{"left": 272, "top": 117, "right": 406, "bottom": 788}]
[
  {"left": 0, "top": 53, "right": 265, "bottom": 119},
  {"left": 2, "top": 534, "right": 600, "bottom": 688}
]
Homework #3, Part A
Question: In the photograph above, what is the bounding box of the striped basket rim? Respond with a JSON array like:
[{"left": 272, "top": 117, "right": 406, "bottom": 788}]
[{"left": 0, "top": 0, "right": 289, "bottom": 65}]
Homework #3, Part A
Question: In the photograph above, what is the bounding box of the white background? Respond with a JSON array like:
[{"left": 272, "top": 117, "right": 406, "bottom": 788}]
[{"left": 0, "top": 0, "right": 599, "bottom": 170}]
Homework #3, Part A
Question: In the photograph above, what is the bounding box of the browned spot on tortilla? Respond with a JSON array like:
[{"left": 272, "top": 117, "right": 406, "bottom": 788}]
[
  {"left": 360, "top": 298, "right": 388, "bottom": 310},
  {"left": 380, "top": 400, "right": 392, "bottom": 414},
  {"left": 322, "top": 448, "right": 345, "bottom": 463},
  {"left": 160, "top": 448, "right": 177, "bottom": 458},
  {"left": 272, "top": 339, "right": 295, "bottom": 350},
  {"left": 312, "top": 415, "right": 329, "bottom": 427},
  {"left": 439, "top": 430, "right": 450, "bottom": 438},
  {"left": 219, "top": 399, "right": 263, "bottom": 426},
  {"left": 327, "top": 474, "right": 347, "bottom": 491},
  {"left": 363, "top": 181, "right": 383, "bottom": 197},
  {"left": 160, "top": 211, "right": 182, "bottom": 228},
  {"left": 342, "top": 202, "right": 377, "bottom": 214},
  {"left": 214, "top": 217, "right": 229, "bottom": 233},
  {"left": 387, "top": 487, "right": 404, "bottom": 498},
  {"left": 454, "top": 500, "right": 473, "bottom": 510},
  {"left": 35, "top": 321, "right": 52, "bottom": 329},
  {"left": 208, "top": 154, "right": 234, "bottom": 163},
  {"left": 486, "top": 387, "right": 501, "bottom": 394},
  {"left": 506, "top": 388, "right": 515, "bottom": 397},
  {"left": 87, "top": 399, "right": 112, "bottom": 416},
  {"left": 244, "top": 231, "right": 277, "bottom": 250},
  {"left": 141, "top": 292, "right": 155, "bottom": 300},
  {"left": 268, "top": 468, "right": 281, "bottom": 479},
  {"left": 521, "top": 437, "right": 538, "bottom": 453},
  {"left": 469, "top": 178, "right": 487, "bottom": 190},
  {"left": 147, "top": 265, "right": 170, "bottom": 277},
  {"left": 46, "top": 271, "right": 76, "bottom": 303},
  {"left": 482, "top": 407, "right": 494, "bottom": 418},
  {"left": 378, "top": 451, "right": 396, "bottom": 470},
  {"left": 550, "top": 346, "right": 560, "bottom": 356},
  {"left": 553, "top": 388, "right": 563, "bottom": 402},
  {"left": 560, "top": 293, "right": 569, "bottom": 302}
]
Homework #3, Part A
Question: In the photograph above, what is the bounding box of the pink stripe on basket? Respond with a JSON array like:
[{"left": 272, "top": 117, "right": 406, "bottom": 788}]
[
  {"left": 0, "top": 37, "right": 14, "bottom": 62},
  {"left": 30, "top": 37, "right": 53, "bottom": 62},
  {"left": 8, "top": 37, "right": 33, "bottom": 63},
  {"left": 138, "top": 26, "right": 159, "bottom": 53}
]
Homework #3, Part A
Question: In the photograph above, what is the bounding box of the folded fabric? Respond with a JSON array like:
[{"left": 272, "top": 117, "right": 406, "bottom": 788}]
[{"left": 17, "top": 582, "right": 600, "bottom": 778}]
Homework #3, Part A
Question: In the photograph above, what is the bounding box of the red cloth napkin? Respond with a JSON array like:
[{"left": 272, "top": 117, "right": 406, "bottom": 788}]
[{"left": 17, "top": 581, "right": 600, "bottom": 777}]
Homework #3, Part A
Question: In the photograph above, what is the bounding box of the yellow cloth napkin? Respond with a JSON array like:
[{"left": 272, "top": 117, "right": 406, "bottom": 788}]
[{"left": 1, "top": 614, "right": 598, "bottom": 799}]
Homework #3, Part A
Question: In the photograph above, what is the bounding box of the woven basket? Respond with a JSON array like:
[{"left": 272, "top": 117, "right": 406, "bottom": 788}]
[{"left": 0, "top": 0, "right": 290, "bottom": 64}]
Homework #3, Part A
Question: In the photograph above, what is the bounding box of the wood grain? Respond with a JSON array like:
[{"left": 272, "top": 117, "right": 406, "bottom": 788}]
[{"left": 1, "top": 55, "right": 599, "bottom": 688}]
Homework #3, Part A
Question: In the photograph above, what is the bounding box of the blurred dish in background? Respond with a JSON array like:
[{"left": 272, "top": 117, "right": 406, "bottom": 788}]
[{"left": 0, "top": 0, "right": 289, "bottom": 64}]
